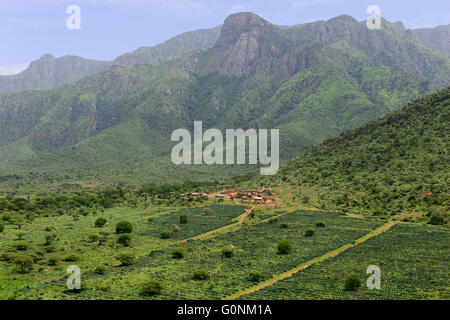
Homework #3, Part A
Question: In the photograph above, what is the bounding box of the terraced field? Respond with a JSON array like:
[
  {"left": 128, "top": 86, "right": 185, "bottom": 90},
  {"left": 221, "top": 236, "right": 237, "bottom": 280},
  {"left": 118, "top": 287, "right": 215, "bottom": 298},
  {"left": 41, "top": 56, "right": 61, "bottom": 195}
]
[{"left": 242, "top": 223, "right": 450, "bottom": 300}]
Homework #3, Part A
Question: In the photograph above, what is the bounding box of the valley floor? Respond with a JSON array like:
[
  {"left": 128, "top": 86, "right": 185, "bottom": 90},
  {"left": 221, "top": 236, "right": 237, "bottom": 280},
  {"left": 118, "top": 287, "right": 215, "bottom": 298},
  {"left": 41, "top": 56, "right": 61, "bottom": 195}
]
[{"left": 0, "top": 196, "right": 448, "bottom": 300}]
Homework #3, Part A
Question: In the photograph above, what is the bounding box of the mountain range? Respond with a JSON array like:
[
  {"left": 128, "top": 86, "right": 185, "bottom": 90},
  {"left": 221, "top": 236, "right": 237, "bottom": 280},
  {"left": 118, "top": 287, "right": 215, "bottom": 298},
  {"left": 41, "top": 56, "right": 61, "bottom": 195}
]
[{"left": 0, "top": 12, "right": 449, "bottom": 190}]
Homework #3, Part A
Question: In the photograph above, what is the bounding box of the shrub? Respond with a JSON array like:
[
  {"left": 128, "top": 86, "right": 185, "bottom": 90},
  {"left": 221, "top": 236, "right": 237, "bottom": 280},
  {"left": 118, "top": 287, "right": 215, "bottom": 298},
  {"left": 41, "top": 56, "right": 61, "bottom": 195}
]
[
  {"left": 88, "top": 234, "right": 100, "bottom": 242},
  {"left": 221, "top": 247, "right": 234, "bottom": 258},
  {"left": 116, "top": 253, "right": 134, "bottom": 266},
  {"left": 304, "top": 229, "right": 315, "bottom": 237},
  {"left": 0, "top": 223, "right": 4, "bottom": 232},
  {"left": 280, "top": 222, "right": 289, "bottom": 229},
  {"left": 116, "top": 221, "right": 133, "bottom": 234},
  {"left": 179, "top": 214, "right": 188, "bottom": 224},
  {"left": 16, "top": 232, "right": 25, "bottom": 240},
  {"left": 13, "top": 241, "right": 29, "bottom": 251},
  {"left": 94, "top": 264, "right": 106, "bottom": 275},
  {"left": 316, "top": 221, "right": 326, "bottom": 227},
  {"left": 2, "top": 214, "right": 12, "bottom": 222},
  {"left": 429, "top": 214, "right": 446, "bottom": 225},
  {"left": 171, "top": 248, "right": 184, "bottom": 259},
  {"left": 13, "top": 255, "right": 33, "bottom": 272},
  {"left": 102, "top": 199, "right": 114, "bottom": 208},
  {"left": 140, "top": 281, "right": 163, "bottom": 296},
  {"left": 202, "top": 208, "right": 211, "bottom": 214},
  {"left": 117, "top": 234, "right": 132, "bottom": 246},
  {"left": 248, "top": 270, "right": 262, "bottom": 282},
  {"left": 47, "top": 256, "right": 59, "bottom": 266},
  {"left": 95, "top": 217, "right": 107, "bottom": 227},
  {"left": 277, "top": 239, "right": 292, "bottom": 254},
  {"left": 193, "top": 270, "right": 210, "bottom": 281},
  {"left": 268, "top": 217, "right": 278, "bottom": 223},
  {"left": 345, "top": 274, "right": 362, "bottom": 291},
  {"left": 63, "top": 254, "right": 80, "bottom": 262},
  {"left": 45, "top": 234, "right": 56, "bottom": 245},
  {"left": 44, "top": 246, "right": 56, "bottom": 253},
  {"left": 161, "top": 230, "right": 173, "bottom": 239}
]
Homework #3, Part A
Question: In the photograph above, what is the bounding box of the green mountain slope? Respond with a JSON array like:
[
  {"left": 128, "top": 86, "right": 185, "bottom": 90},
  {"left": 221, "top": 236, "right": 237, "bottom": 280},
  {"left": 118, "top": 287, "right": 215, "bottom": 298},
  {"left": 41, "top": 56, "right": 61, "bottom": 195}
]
[
  {"left": 0, "top": 12, "right": 449, "bottom": 189},
  {"left": 112, "top": 26, "right": 222, "bottom": 66},
  {"left": 0, "top": 54, "right": 112, "bottom": 94},
  {"left": 273, "top": 88, "right": 449, "bottom": 219},
  {"left": 413, "top": 24, "right": 450, "bottom": 56}
]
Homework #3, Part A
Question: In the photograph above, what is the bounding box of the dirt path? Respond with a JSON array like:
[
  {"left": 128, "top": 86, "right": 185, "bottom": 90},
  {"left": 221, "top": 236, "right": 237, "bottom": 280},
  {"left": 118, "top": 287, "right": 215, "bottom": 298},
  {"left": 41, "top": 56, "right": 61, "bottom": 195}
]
[
  {"left": 224, "top": 221, "right": 397, "bottom": 300},
  {"left": 180, "top": 206, "right": 254, "bottom": 243}
]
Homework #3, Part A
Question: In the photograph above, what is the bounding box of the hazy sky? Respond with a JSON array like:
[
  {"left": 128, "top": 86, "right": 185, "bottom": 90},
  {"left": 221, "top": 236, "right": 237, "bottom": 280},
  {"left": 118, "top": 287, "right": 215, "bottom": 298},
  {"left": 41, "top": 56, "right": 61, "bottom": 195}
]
[{"left": 0, "top": 0, "right": 449, "bottom": 74}]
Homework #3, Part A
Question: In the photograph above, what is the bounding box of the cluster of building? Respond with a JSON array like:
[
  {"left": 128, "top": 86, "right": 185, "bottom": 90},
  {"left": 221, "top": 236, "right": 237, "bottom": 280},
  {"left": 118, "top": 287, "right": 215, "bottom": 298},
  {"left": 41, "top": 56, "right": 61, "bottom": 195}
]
[{"left": 215, "top": 188, "right": 270, "bottom": 203}]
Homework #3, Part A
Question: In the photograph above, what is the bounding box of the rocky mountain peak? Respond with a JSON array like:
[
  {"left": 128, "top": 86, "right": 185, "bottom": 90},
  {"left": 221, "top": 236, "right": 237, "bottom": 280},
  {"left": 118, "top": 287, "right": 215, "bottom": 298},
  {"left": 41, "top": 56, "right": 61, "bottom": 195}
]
[{"left": 215, "top": 12, "right": 275, "bottom": 48}]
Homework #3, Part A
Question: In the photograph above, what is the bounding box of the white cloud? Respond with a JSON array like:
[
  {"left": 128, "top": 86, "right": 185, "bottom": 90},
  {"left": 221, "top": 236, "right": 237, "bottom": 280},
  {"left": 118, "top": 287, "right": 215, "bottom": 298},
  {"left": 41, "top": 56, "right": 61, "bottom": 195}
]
[{"left": 0, "top": 63, "right": 30, "bottom": 76}]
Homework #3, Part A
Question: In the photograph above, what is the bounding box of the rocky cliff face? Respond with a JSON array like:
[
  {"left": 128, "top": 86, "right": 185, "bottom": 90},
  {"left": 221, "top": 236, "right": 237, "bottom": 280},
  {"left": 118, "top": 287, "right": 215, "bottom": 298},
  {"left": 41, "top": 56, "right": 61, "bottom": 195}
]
[{"left": 197, "top": 12, "right": 293, "bottom": 77}]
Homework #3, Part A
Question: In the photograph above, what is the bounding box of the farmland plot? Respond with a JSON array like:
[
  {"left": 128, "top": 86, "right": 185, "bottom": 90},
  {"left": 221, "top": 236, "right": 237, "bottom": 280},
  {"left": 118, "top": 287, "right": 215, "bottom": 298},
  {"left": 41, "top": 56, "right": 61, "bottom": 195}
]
[
  {"left": 0, "top": 204, "right": 246, "bottom": 299},
  {"left": 25, "top": 210, "right": 383, "bottom": 299},
  {"left": 242, "top": 223, "right": 450, "bottom": 300}
]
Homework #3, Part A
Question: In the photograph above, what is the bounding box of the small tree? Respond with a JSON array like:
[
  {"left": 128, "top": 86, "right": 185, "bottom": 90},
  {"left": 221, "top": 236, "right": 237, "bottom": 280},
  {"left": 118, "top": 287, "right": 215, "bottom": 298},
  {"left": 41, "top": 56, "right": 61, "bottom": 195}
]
[
  {"left": 116, "top": 253, "right": 134, "bottom": 266},
  {"left": 95, "top": 217, "right": 107, "bottom": 227},
  {"left": 280, "top": 223, "right": 289, "bottom": 229},
  {"left": 140, "top": 281, "right": 163, "bottom": 296},
  {"left": 171, "top": 248, "right": 184, "bottom": 259},
  {"left": 47, "top": 256, "right": 59, "bottom": 266},
  {"left": 99, "top": 232, "right": 109, "bottom": 245},
  {"left": 63, "top": 254, "right": 80, "bottom": 262},
  {"left": 116, "top": 221, "right": 133, "bottom": 234},
  {"left": 304, "top": 229, "right": 315, "bottom": 237},
  {"left": 345, "top": 274, "right": 362, "bottom": 291},
  {"left": 14, "top": 255, "right": 33, "bottom": 273},
  {"left": 179, "top": 214, "right": 188, "bottom": 224},
  {"left": 45, "top": 234, "right": 56, "bottom": 245},
  {"left": 248, "top": 270, "right": 262, "bottom": 282},
  {"left": 193, "top": 270, "right": 210, "bottom": 280},
  {"left": 316, "top": 221, "right": 326, "bottom": 227},
  {"left": 429, "top": 214, "right": 446, "bottom": 225},
  {"left": 117, "top": 234, "right": 132, "bottom": 246},
  {"left": 0, "top": 223, "right": 5, "bottom": 232},
  {"left": 94, "top": 264, "right": 106, "bottom": 275},
  {"left": 88, "top": 234, "right": 100, "bottom": 242},
  {"left": 277, "top": 239, "right": 292, "bottom": 254},
  {"left": 161, "top": 230, "right": 173, "bottom": 239},
  {"left": 202, "top": 208, "right": 211, "bottom": 215},
  {"left": 16, "top": 232, "right": 26, "bottom": 240},
  {"left": 221, "top": 247, "right": 234, "bottom": 258},
  {"left": 13, "top": 241, "right": 29, "bottom": 251}
]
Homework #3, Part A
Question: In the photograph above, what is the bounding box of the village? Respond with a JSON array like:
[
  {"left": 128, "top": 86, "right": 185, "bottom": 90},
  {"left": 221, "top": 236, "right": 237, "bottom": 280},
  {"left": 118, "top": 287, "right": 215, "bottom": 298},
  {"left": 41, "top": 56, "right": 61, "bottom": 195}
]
[{"left": 178, "top": 187, "right": 273, "bottom": 204}]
